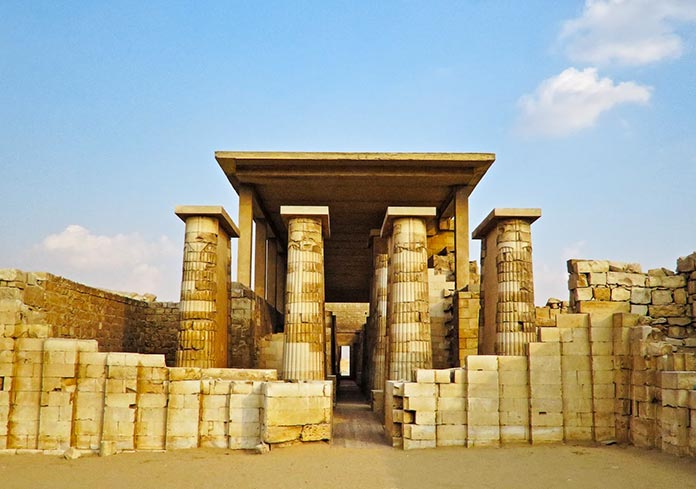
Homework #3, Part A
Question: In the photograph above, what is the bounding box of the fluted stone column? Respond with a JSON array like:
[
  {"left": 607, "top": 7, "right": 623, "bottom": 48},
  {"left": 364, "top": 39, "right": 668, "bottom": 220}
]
[
  {"left": 175, "top": 206, "right": 239, "bottom": 368},
  {"left": 281, "top": 206, "right": 330, "bottom": 381},
  {"left": 369, "top": 232, "right": 389, "bottom": 392},
  {"left": 473, "top": 208, "right": 541, "bottom": 356},
  {"left": 382, "top": 207, "right": 436, "bottom": 381}
]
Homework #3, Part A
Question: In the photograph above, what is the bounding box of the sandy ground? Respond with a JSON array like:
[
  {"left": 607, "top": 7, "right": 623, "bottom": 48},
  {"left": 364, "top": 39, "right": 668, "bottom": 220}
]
[{"left": 1, "top": 443, "right": 695, "bottom": 489}]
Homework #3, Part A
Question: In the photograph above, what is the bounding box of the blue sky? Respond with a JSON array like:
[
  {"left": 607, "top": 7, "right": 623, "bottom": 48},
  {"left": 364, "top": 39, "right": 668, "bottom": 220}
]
[{"left": 1, "top": 1, "right": 695, "bottom": 302}]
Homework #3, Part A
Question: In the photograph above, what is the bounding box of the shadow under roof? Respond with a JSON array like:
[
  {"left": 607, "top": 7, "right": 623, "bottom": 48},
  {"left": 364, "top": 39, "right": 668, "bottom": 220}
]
[{"left": 215, "top": 151, "right": 495, "bottom": 303}]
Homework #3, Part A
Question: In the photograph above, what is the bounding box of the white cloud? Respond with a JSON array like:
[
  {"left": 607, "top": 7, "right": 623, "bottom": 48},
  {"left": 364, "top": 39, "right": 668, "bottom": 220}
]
[
  {"left": 33, "top": 225, "right": 181, "bottom": 301},
  {"left": 517, "top": 67, "right": 651, "bottom": 137},
  {"left": 534, "top": 241, "right": 588, "bottom": 305},
  {"left": 561, "top": 0, "right": 696, "bottom": 66}
]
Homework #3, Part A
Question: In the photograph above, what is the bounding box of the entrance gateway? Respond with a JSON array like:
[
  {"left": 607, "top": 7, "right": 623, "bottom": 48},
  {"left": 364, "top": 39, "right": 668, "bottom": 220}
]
[
  {"left": 174, "top": 151, "right": 514, "bottom": 447},
  {"left": 209, "top": 152, "right": 492, "bottom": 371}
]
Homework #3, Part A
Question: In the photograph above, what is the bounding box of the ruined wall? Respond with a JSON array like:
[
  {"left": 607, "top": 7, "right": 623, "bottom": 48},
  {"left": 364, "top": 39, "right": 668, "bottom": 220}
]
[
  {"left": 384, "top": 311, "right": 696, "bottom": 454},
  {"left": 0, "top": 336, "right": 331, "bottom": 454},
  {"left": 567, "top": 259, "right": 695, "bottom": 351},
  {"left": 0, "top": 269, "right": 179, "bottom": 365},
  {"left": 228, "top": 282, "right": 279, "bottom": 369}
]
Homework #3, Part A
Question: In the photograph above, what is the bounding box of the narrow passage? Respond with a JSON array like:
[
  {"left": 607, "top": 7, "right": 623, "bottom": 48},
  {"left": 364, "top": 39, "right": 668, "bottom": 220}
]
[{"left": 331, "top": 379, "right": 390, "bottom": 448}]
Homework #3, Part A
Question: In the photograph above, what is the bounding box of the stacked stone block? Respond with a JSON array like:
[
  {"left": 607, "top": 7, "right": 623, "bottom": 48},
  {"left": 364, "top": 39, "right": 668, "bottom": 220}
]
[
  {"left": 528, "top": 342, "right": 563, "bottom": 443},
  {"left": 428, "top": 270, "right": 455, "bottom": 369},
  {"left": 568, "top": 260, "right": 693, "bottom": 350},
  {"left": 436, "top": 370, "right": 467, "bottom": 446},
  {"left": 135, "top": 356, "right": 168, "bottom": 450},
  {"left": 0, "top": 337, "right": 13, "bottom": 449},
  {"left": 74, "top": 351, "right": 108, "bottom": 450},
  {"left": 38, "top": 339, "right": 95, "bottom": 451},
  {"left": 498, "top": 356, "right": 529, "bottom": 443},
  {"left": 262, "top": 381, "right": 332, "bottom": 444},
  {"left": 578, "top": 302, "right": 629, "bottom": 441},
  {"left": 102, "top": 353, "right": 140, "bottom": 452},
  {"left": 466, "top": 356, "right": 500, "bottom": 447},
  {"left": 556, "top": 314, "right": 594, "bottom": 441},
  {"left": 384, "top": 380, "right": 404, "bottom": 448},
  {"left": 228, "top": 380, "right": 263, "bottom": 449},
  {"left": 8, "top": 338, "right": 44, "bottom": 449},
  {"left": 400, "top": 370, "right": 441, "bottom": 449},
  {"left": 455, "top": 291, "right": 480, "bottom": 361},
  {"left": 1, "top": 269, "right": 180, "bottom": 365},
  {"left": 659, "top": 371, "right": 696, "bottom": 456},
  {"left": 166, "top": 367, "right": 202, "bottom": 449}
]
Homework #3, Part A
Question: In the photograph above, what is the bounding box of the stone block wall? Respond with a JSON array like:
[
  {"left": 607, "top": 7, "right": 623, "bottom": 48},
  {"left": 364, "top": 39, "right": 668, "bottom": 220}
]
[
  {"left": 228, "top": 282, "right": 280, "bottom": 369},
  {"left": 567, "top": 258, "right": 695, "bottom": 352},
  {"left": 0, "top": 269, "right": 179, "bottom": 365},
  {"left": 0, "top": 336, "right": 331, "bottom": 454},
  {"left": 384, "top": 308, "right": 696, "bottom": 456},
  {"left": 429, "top": 269, "right": 455, "bottom": 369}
]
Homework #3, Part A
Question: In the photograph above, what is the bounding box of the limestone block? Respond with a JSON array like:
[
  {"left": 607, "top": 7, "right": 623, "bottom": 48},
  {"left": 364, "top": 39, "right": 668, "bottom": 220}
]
[
  {"left": 437, "top": 410, "right": 467, "bottom": 425},
  {"left": 229, "top": 393, "right": 262, "bottom": 409},
  {"left": 262, "top": 425, "right": 302, "bottom": 444},
  {"left": 404, "top": 424, "right": 436, "bottom": 441},
  {"left": 575, "top": 288, "right": 593, "bottom": 301},
  {"left": 403, "top": 396, "right": 436, "bottom": 411},
  {"left": 436, "top": 425, "right": 467, "bottom": 446},
  {"left": 648, "top": 304, "right": 686, "bottom": 318},
  {"left": 300, "top": 423, "right": 330, "bottom": 441},
  {"left": 403, "top": 383, "right": 437, "bottom": 397},
  {"left": 538, "top": 328, "right": 560, "bottom": 343},
  {"left": 467, "top": 399, "right": 499, "bottom": 425},
  {"left": 466, "top": 425, "right": 500, "bottom": 447},
  {"left": 568, "top": 260, "right": 609, "bottom": 274},
  {"left": 588, "top": 272, "right": 607, "bottom": 285},
  {"left": 593, "top": 287, "right": 611, "bottom": 301},
  {"left": 631, "top": 304, "right": 649, "bottom": 316},
  {"left": 438, "top": 383, "right": 466, "bottom": 398},
  {"left": 466, "top": 356, "right": 498, "bottom": 371},
  {"left": 414, "top": 369, "right": 435, "bottom": 383},
  {"left": 611, "top": 287, "right": 631, "bottom": 302},
  {"left": 652, "top": 290, "right": 674, "bottom": 305},
  {"left": 434, "top": 369, "right": 452, "bottom": 384},
  {"left": 531, "top": 426, "right": 563, "bottom": 444},
  {"left": 606, "top": 272, "right": 646, "bottom": 287},
  {"left": 647, "top": 275, "right": 686, "bottom": 288},
  {"left": 403, "top": 438, "right": 436, "bottom": 450},
  {"left": 263, "top": 381, "right": 326, "bottom": 398},
  {"left": 414, "top": 411, "right": 436, "bottom": 425},
  {"left": 556, "top": 314, "right": 589, "bottom": 329}
]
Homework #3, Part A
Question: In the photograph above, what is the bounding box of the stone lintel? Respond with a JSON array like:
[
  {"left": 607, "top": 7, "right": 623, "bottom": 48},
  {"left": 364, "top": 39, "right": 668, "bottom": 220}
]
[
  {"left": 280, "top": 205, "right": 330, "bottom": 238},
  {"left": 471, "top": 208, "right": 541, "bottom": 240},
  {"left": 175, "top": 205, "right": 240, "bottom": 238},
  {"left": 380, "top": 206, "right": 437, "bottom": 238}
]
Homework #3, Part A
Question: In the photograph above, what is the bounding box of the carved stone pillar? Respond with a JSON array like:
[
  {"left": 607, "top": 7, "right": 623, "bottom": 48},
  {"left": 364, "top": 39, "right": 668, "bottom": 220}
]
[
  {"left": 369, "top": 232, "right": 389, "bottom": 392},
  {"left": 382, "top": 207, "right": 436, "bottom": 381},
  {"left": 281, "top": 206, "right": 330, "bottom": 381},
  {"left": 175, "top": 206, "right": 239, "bottom": 368},
  {"left": 473, "top": 208, "right": 541, "bottom": 356}
]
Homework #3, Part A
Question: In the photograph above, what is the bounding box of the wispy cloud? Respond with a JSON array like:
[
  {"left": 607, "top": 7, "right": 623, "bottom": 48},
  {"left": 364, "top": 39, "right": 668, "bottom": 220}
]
[
  {"left": 517, "top": 67, "right": 651, "bottom": 137},
  {"left": 561, "top": 0, "right": 696, "bottom": 66},
  {"left": 534, "top": 241, "right": 588, "bottom": 305},
  {"left": 32, "top": 225, "right": 181, "bottom": 301}
]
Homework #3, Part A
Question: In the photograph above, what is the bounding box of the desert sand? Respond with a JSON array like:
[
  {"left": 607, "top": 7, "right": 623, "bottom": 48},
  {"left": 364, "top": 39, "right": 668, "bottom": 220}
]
[{"left": 1, "top": 443, "right": 696, "bottom": 489}]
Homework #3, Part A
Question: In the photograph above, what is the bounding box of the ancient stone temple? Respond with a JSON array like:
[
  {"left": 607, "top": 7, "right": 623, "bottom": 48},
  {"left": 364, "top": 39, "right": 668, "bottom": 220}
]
[{"left": 2, "top": 150, "right": 696, "bottom": 458}]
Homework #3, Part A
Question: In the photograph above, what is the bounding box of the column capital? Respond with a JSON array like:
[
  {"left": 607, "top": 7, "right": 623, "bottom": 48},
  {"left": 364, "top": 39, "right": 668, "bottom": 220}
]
[
  {"left": 280, "top": 205, "right": 330, "bottom": 238},
  {"left": 175, "top": 205, "right": 240, "bottom": 238},
  {"left": 380, "top": 206, "right": 436, "bottom": 238},
  {"left": 472, "top": 208, "right": 541, "bottom": 240}
]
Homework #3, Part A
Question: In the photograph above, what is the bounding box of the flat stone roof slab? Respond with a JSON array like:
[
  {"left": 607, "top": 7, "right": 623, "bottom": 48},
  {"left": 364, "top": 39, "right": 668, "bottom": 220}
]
[
  {"left": 472, "top": 208, "right": 541, "bottom": 239},
  {"left": 175, "top": 205, "right": 240, "bottom": 238},
  {"left": 280, "top": 205, "right": 330, "bottom": 238}
]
